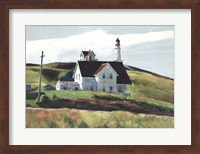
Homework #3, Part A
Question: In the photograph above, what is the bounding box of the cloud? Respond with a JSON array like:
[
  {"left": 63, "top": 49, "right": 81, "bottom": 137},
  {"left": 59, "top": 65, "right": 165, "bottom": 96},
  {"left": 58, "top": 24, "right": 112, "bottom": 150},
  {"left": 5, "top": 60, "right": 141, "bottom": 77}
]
[
  {"left": 123, "top": 39, "right": 174, "bottom": 78},
  {"left": 26, "top": 29, "right": 174, "bottom": 78},
  {"left": 26, "top": 25, "right": 174, "bottom": 40}
]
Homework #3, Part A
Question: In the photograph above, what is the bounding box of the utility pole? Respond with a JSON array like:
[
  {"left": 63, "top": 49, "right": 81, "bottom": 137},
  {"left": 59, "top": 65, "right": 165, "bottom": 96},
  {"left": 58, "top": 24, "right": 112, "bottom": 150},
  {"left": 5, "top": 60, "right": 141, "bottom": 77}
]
[{"left": 37, "top": 51, "right": 45, "bottom": 103}]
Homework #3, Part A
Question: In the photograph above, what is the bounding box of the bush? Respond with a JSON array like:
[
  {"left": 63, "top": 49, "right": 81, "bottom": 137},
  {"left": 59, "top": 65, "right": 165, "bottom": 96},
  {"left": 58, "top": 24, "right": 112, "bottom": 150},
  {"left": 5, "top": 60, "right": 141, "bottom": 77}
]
[
  {"left": 41, "top": 95, "right": 51, "bottom": 103},
  {"left": 49, "top": 121, "right": 57, "bottom": 128},
  {"left": 63, "top": 116, "right": 75, "bottom": 128},
  {"left": 52, "top": 94, "right": 58, "bottom": 100},
  {"left": 78, "top": 121, "right": 89, "bottom": 128},
  {"left": 102, "top": 123, "right": 109, "bottom": 128}
]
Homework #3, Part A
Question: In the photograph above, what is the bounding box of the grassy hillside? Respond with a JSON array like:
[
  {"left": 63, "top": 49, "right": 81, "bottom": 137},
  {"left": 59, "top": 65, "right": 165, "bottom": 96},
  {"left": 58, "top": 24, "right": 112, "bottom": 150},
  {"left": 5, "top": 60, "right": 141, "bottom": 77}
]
[
  {"left": 26, "top": 62, "right": 174, "bottom": 104},
  {"left": 26, "top": 62, "right": 174, "bottom": 128},
  {"left": 27, "top": 90, "right": 173, "bottom": 116},
  {"left": 127, "top": 70, "right": 174, "bottom": 103},
  {"left": 26, "top": 62, "right": 75, "bottom": 89}
]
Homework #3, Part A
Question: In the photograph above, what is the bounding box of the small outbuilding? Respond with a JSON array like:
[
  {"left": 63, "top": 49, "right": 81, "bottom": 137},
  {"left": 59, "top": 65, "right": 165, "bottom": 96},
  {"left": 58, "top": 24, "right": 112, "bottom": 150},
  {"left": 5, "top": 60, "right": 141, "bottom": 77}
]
[
  {"left": 43, "top": 85, "right": 55, "bottom": 91},
  {"left": 26, "top": 85, "right": 32, "bottom": 91},
  {"left": 56, "top": 80, "right": 80, "bottom": 91}
]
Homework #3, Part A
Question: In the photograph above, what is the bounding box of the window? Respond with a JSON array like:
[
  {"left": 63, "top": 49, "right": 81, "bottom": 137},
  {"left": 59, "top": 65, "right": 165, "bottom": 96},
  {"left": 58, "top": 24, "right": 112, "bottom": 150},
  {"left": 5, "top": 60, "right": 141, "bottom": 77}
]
[
  {"left": 118, "top": 87, "right": 122, "bottom": 93},
  {"left": 110, "top": 73, "right": 113, "bottom": 79},
  {"left": 102, "top": 86, "right": 105, "bottom": 92},
  {"left": 63, "top": 87, "right": 66, "bottom": 90},
  {"left": 109, "top": 86, "right": 113, "bottom": 92},
  {"left": 90, "top": 86, "right": 94, "bottom": 91},
  {"left": 102, "top": 73, "right": 105, "bottom": 79}
]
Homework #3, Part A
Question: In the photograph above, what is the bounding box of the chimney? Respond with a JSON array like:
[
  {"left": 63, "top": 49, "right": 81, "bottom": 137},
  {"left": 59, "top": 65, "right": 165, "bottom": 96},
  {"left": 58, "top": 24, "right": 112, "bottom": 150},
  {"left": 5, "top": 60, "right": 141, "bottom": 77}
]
[{"left": 88, "top": 49, "right": 92, "bottom": 62}]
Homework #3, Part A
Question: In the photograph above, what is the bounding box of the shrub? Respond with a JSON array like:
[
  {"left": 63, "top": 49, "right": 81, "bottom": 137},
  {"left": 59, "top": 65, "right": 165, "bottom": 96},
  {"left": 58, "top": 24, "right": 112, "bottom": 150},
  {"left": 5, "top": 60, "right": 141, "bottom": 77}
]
[
  {"left": 102, "top": 123, "right": 109, "bottom": 128},
  {"left": 78, "top": 121, "right": 89, "bottom": 128},
  {"left": 40, "top": 92, "right": 46, "bottom": 96},
  {"left": 115, "top": 121, "right": 122, "bottom": 128},
  {"left": 63, "top": 116, "right": 74, "bottom": 128},
  {"left": 41, "top": 95, "right": 51, "bottom": 103},
  {"left": 52, "top": 94, "right": 58, "bottom": 100},
  {"left": 49, "top": 121, "right": 57, "bottom": 128}
]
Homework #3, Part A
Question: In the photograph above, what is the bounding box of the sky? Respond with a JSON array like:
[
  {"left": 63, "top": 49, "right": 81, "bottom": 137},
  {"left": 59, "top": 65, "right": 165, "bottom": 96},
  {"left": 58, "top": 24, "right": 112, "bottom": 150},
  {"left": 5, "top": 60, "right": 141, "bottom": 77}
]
[{"left": 26, "top": 26, "right": 174, "bottom": 78}]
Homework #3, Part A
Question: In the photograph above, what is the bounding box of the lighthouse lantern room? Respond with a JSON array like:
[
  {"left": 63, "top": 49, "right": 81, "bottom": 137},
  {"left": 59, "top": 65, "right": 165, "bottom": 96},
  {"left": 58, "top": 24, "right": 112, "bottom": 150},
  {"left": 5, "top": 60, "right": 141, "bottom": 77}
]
[{"left": 115, "top": 38, "right": 122, "bottom": 62}]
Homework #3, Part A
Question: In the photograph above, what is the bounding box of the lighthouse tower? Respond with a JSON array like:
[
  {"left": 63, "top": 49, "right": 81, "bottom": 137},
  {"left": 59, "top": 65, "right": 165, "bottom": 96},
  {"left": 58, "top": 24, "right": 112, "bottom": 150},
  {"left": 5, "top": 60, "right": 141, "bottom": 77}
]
[{"left": 115, "top": 38, "right": 122, "bottom": 62}]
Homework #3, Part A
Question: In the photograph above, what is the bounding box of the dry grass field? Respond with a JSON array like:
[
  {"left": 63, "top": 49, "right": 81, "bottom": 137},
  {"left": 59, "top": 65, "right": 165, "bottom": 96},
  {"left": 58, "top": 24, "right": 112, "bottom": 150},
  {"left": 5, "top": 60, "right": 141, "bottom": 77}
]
[{"left": 26, "top": 108, "right": 174, "bottom": 128}]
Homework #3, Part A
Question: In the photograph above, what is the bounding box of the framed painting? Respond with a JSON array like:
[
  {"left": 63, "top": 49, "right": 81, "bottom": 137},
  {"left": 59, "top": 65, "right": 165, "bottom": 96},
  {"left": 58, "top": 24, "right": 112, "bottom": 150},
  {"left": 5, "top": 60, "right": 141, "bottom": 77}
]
[{"left": 0, "top": 0, "right": 199, "bottom": 154}]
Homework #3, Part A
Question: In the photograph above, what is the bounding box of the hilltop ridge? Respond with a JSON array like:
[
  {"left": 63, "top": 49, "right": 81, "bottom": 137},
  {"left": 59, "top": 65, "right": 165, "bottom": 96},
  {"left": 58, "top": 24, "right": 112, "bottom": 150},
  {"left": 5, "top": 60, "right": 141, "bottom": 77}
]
[{"left": 27, "top": 62, "right": 173, "bottom": 80}]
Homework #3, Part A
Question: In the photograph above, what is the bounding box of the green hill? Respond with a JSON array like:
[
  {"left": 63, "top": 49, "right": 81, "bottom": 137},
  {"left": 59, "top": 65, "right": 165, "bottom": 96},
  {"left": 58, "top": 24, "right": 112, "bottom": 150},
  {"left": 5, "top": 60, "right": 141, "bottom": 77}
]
[
  {"left": 26, "top": 62, "right": 75, "bottom": 89},
  {"left": 26, "top": 62, "right": 174, "bottom": 128},
  {"left": 26, "top": 62, "right": 174, "bottom": 104}
]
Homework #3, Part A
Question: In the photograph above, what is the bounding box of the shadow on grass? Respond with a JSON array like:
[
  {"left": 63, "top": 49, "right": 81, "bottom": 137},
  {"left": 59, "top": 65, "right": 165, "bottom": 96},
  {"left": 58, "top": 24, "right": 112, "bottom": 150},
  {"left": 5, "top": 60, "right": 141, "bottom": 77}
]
[{"left": 38, "top": 95, "right": 173, "bottom": 117}]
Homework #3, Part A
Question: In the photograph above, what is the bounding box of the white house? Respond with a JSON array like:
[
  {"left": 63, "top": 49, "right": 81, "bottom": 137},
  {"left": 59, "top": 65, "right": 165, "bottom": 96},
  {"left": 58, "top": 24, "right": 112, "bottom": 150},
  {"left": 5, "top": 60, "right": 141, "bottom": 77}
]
[
  {"left": 94, "top": 63, "right": 118, "bottom": 92},
  {"left": 56, "top": 80, "right": 80, "bottom": 91},
  {"left": 72, "top": 61, "right": 131, "bottom": 93},
  {"left": 56, "top": 38, "right": 132, "bottom": 93},
  {"left": 72, "top": 38, "right": 132, "bottom": 93}
]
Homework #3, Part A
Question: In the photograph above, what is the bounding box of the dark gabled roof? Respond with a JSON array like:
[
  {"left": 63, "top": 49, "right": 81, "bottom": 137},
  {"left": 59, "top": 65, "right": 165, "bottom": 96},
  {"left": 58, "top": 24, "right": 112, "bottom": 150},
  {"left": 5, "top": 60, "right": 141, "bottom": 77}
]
[
  {"left": 77, "top": 61, "right": 132, "bottom": 84},
  {"left": 43, "top": 85, "right": 55, "bottom": 90},
  {"left": 81, "top": 51, "right": 89, "bottom": 56},
  {"left": 81, "top": 50, "right": 95, "bottom": 57}
]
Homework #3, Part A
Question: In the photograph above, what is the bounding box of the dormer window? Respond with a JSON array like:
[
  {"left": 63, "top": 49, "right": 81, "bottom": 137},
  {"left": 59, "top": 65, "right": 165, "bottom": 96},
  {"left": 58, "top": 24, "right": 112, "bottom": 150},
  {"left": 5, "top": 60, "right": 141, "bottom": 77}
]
[
  {"left": 110, "top": 73, "right": 113, "bottom": 79},
  {"left": 102, "top": 73, "right": 105, "bottom": 79},
  {"left": 80, "top": 50, "right": 96, "bottom": 61}
]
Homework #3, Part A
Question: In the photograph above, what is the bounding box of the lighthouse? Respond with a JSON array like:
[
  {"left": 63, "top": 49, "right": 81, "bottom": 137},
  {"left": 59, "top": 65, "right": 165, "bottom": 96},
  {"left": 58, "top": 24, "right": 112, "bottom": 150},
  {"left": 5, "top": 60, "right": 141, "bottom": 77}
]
[{"left": 115, "top": 38, "right": 122, "bottom": 61}]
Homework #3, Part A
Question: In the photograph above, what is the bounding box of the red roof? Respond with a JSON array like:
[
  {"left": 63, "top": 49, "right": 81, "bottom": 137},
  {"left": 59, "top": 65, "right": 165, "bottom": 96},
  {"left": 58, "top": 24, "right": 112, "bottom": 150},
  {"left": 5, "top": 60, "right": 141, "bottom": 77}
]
[
  {"left": 77, "top": 61, "right": 132, "bottom": 84},
  {"left": 94, "top": 63, "right": 107, "bottom": 75}
]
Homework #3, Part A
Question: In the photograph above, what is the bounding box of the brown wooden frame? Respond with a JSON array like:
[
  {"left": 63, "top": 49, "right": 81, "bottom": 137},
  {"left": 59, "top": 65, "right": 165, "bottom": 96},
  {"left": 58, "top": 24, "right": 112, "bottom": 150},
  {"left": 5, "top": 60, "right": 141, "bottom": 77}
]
[{"left": 0, "top": 0, "right": 199, "bottom": 154}]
